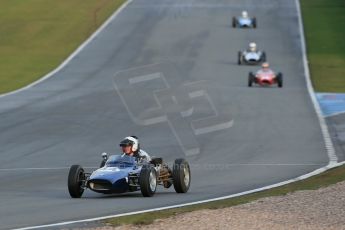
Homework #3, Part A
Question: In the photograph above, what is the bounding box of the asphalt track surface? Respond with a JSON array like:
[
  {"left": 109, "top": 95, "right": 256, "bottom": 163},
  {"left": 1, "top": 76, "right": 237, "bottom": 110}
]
[{"left": 0, "top": 0, "right": 331, "bottom": 229}]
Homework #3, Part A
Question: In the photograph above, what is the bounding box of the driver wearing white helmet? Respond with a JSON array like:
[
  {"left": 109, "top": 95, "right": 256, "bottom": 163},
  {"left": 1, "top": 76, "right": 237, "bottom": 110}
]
[
  {"left": 120, "top": 136, "right": 151, "bottom": 162},
  {"left": 248, "top": 42, "right": 257, "bottom": 52},
  {"left": 241, "top": 11, "right": 248, "bottom": 18},
  {"left": 257, "top": 62, "right": 274, "bottom": 74}
]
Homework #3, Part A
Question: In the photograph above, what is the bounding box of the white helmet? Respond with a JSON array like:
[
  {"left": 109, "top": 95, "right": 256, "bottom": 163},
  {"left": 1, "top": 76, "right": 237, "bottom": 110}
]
[
  {"left": 119, "top": 136, "right": 139, "bottom": 152},
  {"left": 262, "top": 62, "right": 270, "bottom": 68},
  {"left": 242, "top": 11, "right": 248, "bottom": 18},
  {"left": 249, "top": 42, "right": 257, "bottom": 52}
]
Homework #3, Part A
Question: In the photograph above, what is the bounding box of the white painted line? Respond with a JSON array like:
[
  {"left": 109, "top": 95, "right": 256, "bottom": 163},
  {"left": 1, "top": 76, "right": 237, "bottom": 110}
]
[
  {"left": 189, "top": 90, "right": 205, "bottom": 98},
  {"left": 128, "top": 73, "right": 162, "bottom": 84},
  {"left": 0, "top": 163, "right": 322, "bottom": 172},
  {"left": 0, "top": 167, "right": 69, "bottom": 171},
  {"left": 190, "top": 163, "right": 324, "bottom": 167},
  {"left": 0, "top": 167, "right": 97, "bottom": 172},
  {"left": 0, "top": 0, "right": 134, "bottom": 99},
  {"left": 14, "top": 160, "right": 345, "bottom": 230},
  {"left": 193, "top": 120, "right": 234, "bottom": 135},
  {"left": 295, "top": 0, "right": 338, "bottom": 164}
]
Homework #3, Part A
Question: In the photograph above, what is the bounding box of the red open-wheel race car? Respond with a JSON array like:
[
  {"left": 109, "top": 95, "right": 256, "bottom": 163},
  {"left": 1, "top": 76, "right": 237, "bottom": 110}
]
[{"left": 248, "top": 63, "right": 283, "bottom": 88}]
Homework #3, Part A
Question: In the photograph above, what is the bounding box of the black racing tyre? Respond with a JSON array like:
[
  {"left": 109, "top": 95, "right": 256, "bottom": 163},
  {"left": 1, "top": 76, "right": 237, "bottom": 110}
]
[
  {"left": 238, "top": 51, "right": 242, "bottom": 65},
  {"left": 232, "top": 17, "right": 236, "bottom": 28},
  {"left": 248, "top": 72, "right": 255, "bottom": 87},
  {"left": 253, "top": 17, "right": 257, "bottom": 28},
  {"left": 139, "top": 164, "right": 157, "bottom": 197},
  {"left": 68, "top": 165, "right": 85, "bottom": 198},
  {"left": 262, "top": 52, "right": 267, "bottom": 62},
  {"left": 277, "top": 72, "right": 283, "bottom": 88},
  {"left": 172, "top": 159, "right": 191, "bottom": 193}
]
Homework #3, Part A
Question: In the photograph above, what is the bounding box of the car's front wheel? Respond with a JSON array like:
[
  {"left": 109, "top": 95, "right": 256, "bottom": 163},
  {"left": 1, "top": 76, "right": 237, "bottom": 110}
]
[
  {"left": 262, "top": 52, "right": 267, "bottom": 62},
  {"left": 248, "top": 72, "right": 255, "bottom": 87},
  {"left": 277, "top": 72, "right": 283, "bottom": 88},
  {"left": 68, "top": 165, "right": 85, "bottom": 198},
  {"left": 252, "top": 17, "right": 257, "bottom": 28},
  {"left": 139, "top": 164, "right": 157, "bottom": 197},
  {"left": 232, "top": 17, "right": 237, "bottom": 28},
  {"left": 238, "top": 51, "right": 242, "bottom": 65}
]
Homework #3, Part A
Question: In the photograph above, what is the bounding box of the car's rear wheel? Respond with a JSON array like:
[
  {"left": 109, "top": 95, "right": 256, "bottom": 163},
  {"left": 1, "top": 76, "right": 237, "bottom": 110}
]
[
  {"left": 248, "top": 72, "right": 255, "bottom": 87},
  {"left": 173, "top": 159, "right": 191, "bottom": 193},
  {"left": 139, "top": 164, "right": 157, "bottom": 197},
  {"left": 68, "top": 165, "right": 85, "bottom": 198},
  {"left": 277, "top": 72, "right": 283, "bottom": 88}
]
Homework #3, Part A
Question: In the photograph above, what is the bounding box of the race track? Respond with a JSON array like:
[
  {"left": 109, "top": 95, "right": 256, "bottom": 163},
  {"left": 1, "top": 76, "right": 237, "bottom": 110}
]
[{"left": 0, "top": 0, "right": 330, "bottom": 229}]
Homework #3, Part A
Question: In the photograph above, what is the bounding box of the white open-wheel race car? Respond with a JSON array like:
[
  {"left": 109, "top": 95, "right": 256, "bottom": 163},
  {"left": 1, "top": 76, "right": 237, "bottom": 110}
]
[
  {"left": 232, "top": 16, "right": 257, "bottom": 28},
  {"left": 238, "top": 50, "right": 266, "bottom": 65},
  {"left": 68, "top": 154, "right": 191, "bottom": 197}
]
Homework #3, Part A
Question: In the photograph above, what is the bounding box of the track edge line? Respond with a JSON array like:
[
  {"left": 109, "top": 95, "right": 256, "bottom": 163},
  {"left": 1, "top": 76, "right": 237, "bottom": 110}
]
[{"left": 295, "top": 0, "right": 338, "bottom": 164}]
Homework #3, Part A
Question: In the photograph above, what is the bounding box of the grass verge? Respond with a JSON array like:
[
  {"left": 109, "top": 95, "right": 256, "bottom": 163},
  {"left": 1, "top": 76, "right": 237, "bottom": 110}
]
[
  {"left": 301, "top": 0, "right": 345, "bottom": 92},
  {"left": 105, "top": 164, "right": 345, "bottom": 227},
  {"left": 0, "top": 0, "right": 126, "bottom": 94}
]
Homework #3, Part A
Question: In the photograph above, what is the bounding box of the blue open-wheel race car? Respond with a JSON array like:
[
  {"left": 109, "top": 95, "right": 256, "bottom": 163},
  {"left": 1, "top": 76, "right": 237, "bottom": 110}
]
[
  {"left": 232, "top": 11, "right": 257, "bottom": 29},
  {"left": 67, "top": 154, "right": 191, "bottom": 197}
]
